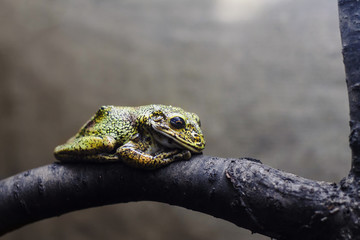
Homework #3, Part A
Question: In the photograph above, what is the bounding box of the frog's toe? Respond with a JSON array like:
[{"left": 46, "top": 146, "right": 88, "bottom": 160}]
[
  {"left": 183, "top": 150, "right": 191, "bottom": 160},
  {"left": 173, "top": 150, "right": 191, "bottom": 161}
]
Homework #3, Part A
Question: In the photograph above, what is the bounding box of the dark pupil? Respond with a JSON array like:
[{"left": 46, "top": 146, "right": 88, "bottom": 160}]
[{"left": 170, "top": 117, "right": 185, "bottom": 129}]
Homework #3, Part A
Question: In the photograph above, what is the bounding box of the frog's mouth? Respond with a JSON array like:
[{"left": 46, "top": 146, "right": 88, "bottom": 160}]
[{"left": 152, "top": 128, "right": 202, "bottom": 153}]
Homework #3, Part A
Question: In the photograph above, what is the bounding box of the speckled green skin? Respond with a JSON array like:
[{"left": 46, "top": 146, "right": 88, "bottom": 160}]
[{"left": 54, "top": 105, "right": 205, "bottom": 169}]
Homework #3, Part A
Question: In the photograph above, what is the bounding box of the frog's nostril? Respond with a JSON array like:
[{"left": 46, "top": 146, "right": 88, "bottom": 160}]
[{"left": 192, "top": 133, "right": 200, "bottom": 139}]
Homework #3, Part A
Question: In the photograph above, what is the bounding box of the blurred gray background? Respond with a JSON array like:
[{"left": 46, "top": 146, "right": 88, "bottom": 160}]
[{"left": 0, "top": 0, "right": 349, "bottom": 239}]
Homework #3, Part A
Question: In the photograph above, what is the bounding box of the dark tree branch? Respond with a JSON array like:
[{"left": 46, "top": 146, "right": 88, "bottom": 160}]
[
  {"left": 1, "top": 1, "right": 360, "bottom": 239},
  {"left": 338, "top": 0, "right": 360, "bottom": 174},
  {"left": 0, "top": 155, "right": 357, "bottom": 239}
]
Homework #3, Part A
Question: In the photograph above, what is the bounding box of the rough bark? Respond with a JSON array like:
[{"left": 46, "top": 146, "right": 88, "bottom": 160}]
[
  {"left": 339, "top": 0, "right": 360, "bottom": 174},
  {"left": 0, "top": 155, "right": 357, "bottom": 239}
]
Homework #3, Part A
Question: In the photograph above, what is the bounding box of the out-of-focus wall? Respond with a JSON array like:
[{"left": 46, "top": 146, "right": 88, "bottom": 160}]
[{"left": 0, "top": 0, "right": 348, "bottom": 239}]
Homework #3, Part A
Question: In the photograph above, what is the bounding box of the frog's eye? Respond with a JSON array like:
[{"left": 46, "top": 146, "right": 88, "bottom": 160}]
[
  {"left": 170, "top": 116, "right": 186, "bottom": 129},
  {"left": 198, "top": 119, "right": 201, "bottom": 127}
]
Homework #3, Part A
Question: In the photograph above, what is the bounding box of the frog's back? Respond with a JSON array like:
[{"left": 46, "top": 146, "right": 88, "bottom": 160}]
[{"left": 77, "top": 105, "right": 137, "bottom": 144}]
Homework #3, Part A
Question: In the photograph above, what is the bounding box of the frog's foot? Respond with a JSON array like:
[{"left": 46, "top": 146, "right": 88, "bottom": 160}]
[
  {"left": 117, "top": 146, "right": 191, "bottom": 169},
  {"left": 153, "top": 149, "right": 191, "bottom": 163},
  {"left": 171, "top": 149, "right": 191, "bottom": 161}
]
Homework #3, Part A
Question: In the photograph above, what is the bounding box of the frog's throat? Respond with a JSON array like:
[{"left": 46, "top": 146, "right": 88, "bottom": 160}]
[{"left": 152, "top": 127, "right": 202, "bottom": 153}]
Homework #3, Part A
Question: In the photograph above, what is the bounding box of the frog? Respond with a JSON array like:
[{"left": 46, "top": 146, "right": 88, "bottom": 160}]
[{"left": 54, "top": 104, "right": 205, "bottom": 169}]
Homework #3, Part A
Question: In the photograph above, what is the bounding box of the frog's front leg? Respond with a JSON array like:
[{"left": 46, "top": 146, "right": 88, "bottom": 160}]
[
  {"left": 117, "top": 139, "right": 191, "bottom": 169},
  {"left": 54, "top": 135, "right": 118, "bottom": 162}
]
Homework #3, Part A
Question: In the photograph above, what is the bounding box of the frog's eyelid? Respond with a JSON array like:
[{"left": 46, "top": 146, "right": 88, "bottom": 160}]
[{"left": 152, "top": 115, "right": 163, "bottom": 122}]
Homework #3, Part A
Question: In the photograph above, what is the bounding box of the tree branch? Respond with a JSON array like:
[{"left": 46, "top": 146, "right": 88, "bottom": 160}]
[
  {"left": 0, "top": 155, "right": 358, "bottom": 239},
  {"left": 338, "top": 0, "right": 360, "bottom": 175}
]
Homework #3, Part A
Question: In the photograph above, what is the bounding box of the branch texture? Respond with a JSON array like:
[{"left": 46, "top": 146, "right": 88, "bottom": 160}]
[
  {"left": 0, "top": 155, "right": 358, "bottom": 239},
  {"left": 338, "top": 0, "right": 360, "bottom": 174}
]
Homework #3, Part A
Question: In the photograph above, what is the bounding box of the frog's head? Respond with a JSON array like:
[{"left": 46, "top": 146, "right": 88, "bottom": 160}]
[{"left": 148, "top": 105, "right": 205, "bottom": 153}]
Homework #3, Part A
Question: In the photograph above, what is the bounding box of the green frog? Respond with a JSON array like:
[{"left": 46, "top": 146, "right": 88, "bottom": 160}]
[{"left": 54, "top": 104, "right": 205, "bottom": 169}]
